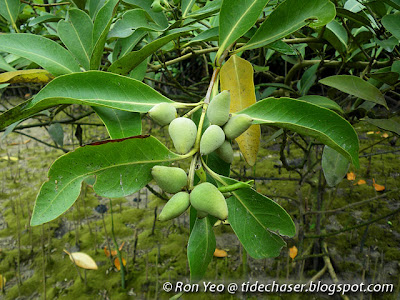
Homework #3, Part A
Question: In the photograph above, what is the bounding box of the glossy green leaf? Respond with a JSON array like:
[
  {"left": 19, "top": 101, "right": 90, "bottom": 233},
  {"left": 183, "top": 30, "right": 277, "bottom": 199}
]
[
  {"left": 298, "top": 95, "right": 344, "bottom": 113},
  {"left": 185, "top": 27, "right": 219, "bottom": 46},
  {"left": 28, "top": 13, "right": 63, "bottom": 26},
  {"left": 322, "top": 146, "right": 349, "bottom": 187},
  {"left": 112, "top": 29, "right": 147, "bottom": 62},
  {"left": 0, "top": 0, "right": 19, "bottom": 31},
  {"left": 88, "top": 0, "right": 106, "bottom": 19},
  {"left": 91, "top": 0, "right": 119, "bottom": 70},
  {"left": 382, "top": 13, "right": 400, "bottom": 41},
  {"left": 31, "top": 135, "right": 180, "bottom": 225},
  {"left": 382, "top": 0, "right": 400, "bottom": 10},
  {"left": 297, "top": 63, "right": 319, "bottom": 96},
  {"left": 344, "top": 0, "right": 364, "bottom": 13},
  {"left": 187, "top": 217, "right": 216, "bottom": 281},
  {"left": 0, "top": 34, "right": 81, "bottom": 76},
  {"left": 219, "top": 176, "right": 295, "bottom": 259},
  {"left": 108, "top": 28, "right": 191, "bottom": 75},
  {"left": 94, "top": 107, "right": 142, "bottom": 139},
  {"left": 216, "top": 0, "right": 269, "bottom": 60},
  {"left": 108, "top": 9, "right": 165, "bottom": 39},
  {"left": 182, "top": 0, "right": 196, "bottom": 17},
  {"left": 58, "top": 9, "right": 93, "bottom": 70},
  {"left": 122, "top": 0, "right": 169, "bottom": 29},
  {"left": 237, "top": 0, "right": 335, "bottom": 52},
  {"left": 238, "top": 97, "right": 360, "bottom": 168},
  {"left": 362, "top": 118, "right": 400, "bottom": 136},
  {"left": 48, "top": 123, "right": 64, "bottom": 147},
  {"left": 368, "top": 71, "right": 399, "bottom": 86},
  {"left": 319, "top": 75, "right": 388, "bottom": 109},
  {"left": 0, "top": 71, "right": 173, "bottom": 129},
  {"left": 374, "top": 36, "right": 398, "bottom": 52},
  {"left": 185, "top": 0, "right": 221, "bottom": 19},
  {"left": 324, "top": 20, "right": 348, "bottom": 53},
  {"left": 336, "top": 7, "right": 371, "bottom": 27}
]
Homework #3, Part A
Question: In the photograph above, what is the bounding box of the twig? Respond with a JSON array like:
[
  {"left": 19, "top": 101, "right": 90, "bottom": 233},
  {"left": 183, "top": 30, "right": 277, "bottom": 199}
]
[
  {"left": 20, "top": 0, "right": 70, "bottom": 6},
  {"left": 13, "top": 130, "right": 69, "bottom": 153}
]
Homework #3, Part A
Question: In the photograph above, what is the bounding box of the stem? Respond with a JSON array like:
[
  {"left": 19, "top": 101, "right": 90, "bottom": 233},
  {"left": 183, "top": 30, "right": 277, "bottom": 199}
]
[{"left": 109, "top": 198, "right": 126, "bottom": 289}]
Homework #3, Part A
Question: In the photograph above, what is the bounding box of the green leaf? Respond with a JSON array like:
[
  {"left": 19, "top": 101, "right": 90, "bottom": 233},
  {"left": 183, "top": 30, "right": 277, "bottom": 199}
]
[
  {"left": 0, "top": 120, "right": 21, "bottom": 142},
  {"left": 237, "top": 0, "right": 335, "bottom": 52},
  {"left": 362, "top": 118, "right": 400, "bottom": 136},
  {"left": 90, "top": 0, "right": 119, "bottom": 70},
  {"left": 28, "top": 13, "right": 63, "bottom": 26},
  {"left": 48, "top": 123, "right": 64, "bottom": 147},
  {"left": 93, "top": 107, "right": 142, "bottom": 139},
  {"left": 298, "top": 95, "right": 344, "bottom": 114},
  {"left": 58, "top": 9, "right": 93, "bottom": 70},
  {"left": 382, "top": 0, "right": 400, "bottom": 10},
  {"left": 324, "top": 20, "right": 348, "bottom": 54},
  {"left": 88, "top": 0, "right": 106, "bottom": 19},
  {"left": 216, "top": 0, "right": 269, "bottom": 60},
  {"left": 108, "top": 28, "right": 191, "bottom": 75},
  {"left": 322, "top": 146, "right": 350, "bottom": 187},
  {"left": 319, "top": 75, "right": 388, "bottom": 109},
  {"left": 368, "top": 71, "right": 399, "bottom": 86},
  {"left": 0, "top": 71, "right": 173, "bottom": 129},
  {"left": 122, "top": 0, "right": 169, "bottom": 29},
  {"left": 0, "top": 34, "right": 81, "bottom": 76},
  {"left": 108, "top": 9, "right": 165, "bottom": 39},
  {"left": 185, "top": 0, "right": 221, "bottom": 19},
  {"left": 238, "top": 97, "right": 360, "bottom": 168},
  {"left": 336, "top": 7, "right": 371, "bottom": 27},
  {"left": 0, "top": 55, "right": 16, "bottom": 72},
  {"left": 112, "top": 29, "right": 147, "bottom": 61},
  {"left": 182, "top": 0, "right": 196, "bottom": 17},
  {"left": 0, "top": 0, "right": 20, "bottom": 31},
  {"left": 185, "top": 27, "right": 219, "bottom": 46},
  {"left": 297, "top": 63, "right": 319, "bottom": 96},
  {"left": 219, "top": 176, "right": 295, "bottom": 259},
  {"left": 382, "top": 13, "right": 400, "bottom": 41},
  {"left": 187, "top": 217, "right": 216, "bottom": 281},
  {"left": 31, "top": 135, "right": 180, "bottom": 226}
]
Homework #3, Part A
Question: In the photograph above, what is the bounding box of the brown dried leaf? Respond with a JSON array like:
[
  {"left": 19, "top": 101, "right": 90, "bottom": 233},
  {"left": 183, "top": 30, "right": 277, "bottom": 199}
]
[
  {"left": 114, "top": 257, "right": 127, "bottom": 271},
  {"left": 64, "top": 250, "right": 98, "bottom": 270},
  {"left": 373, "top": 179, "right": 385, "bottom": 192},
  {"left": 289, "top": 246, "right": 298, "bottom": 259}
]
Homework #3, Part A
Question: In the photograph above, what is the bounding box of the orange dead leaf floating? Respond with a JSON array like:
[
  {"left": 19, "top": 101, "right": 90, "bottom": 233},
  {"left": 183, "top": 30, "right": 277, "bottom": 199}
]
[
  {"left": 64, "top": 250, "right": 98, "bottom": 270},
  {"left": 289, "top": 246, "right": 298, "bottom": 260},
  {"left": 373, "top": 179, "right": 385, "bottom": 192},
  {"left": 104, "top": 242, "right": 125, "bottom": 258},
  {"left": 347, "top": 172, "right": 356, "bottom": 181},
  {"left": 114, "top": 257, "right": 127, "bottom": 271},
  {"left": 213, "top": 248, "right": 228, "bottom": 258},
  {"left": 354, "top": 179, "right": 366, "bottom": 186}
]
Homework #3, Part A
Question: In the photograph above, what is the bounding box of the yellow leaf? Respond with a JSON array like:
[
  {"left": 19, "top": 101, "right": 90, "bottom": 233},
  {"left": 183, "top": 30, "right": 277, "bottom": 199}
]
[
  {"left": 213, "top": 248, "right": 228, "bottom": 258},
  {"left": 289, "top": 246, "right": 298, "bottom": 259},
  {"left": 372, "top": 179, "right": 385, "bottom": 192},
  {"left": 0, "top": 69, "right": 54, "bottom": 84},
  {"left": 346, "top": 172, "right": 356, "bottom": 181},
  {"left": 114, "top": 257, "right": 127, "bottom": 271},
  {"left": 367, "top": 131, "right": 375, "bottom": 135},
  {"left": 0, "top": 274, "right": 6, "bottom": 289},
  {"left": 381, "top": 133, "right": 389, "bottom": 138},
  {"left": 220, "top": 55, "right": 260, "bottom": 166},
  {"left": 64, "top": 250, "right": 98, "bottom": 270},
  {"left": 354, "top": 179, "right": 366, "bottom": 185},
  {"left": 0, "top": 156, "right": 18, "bottom": 161}
]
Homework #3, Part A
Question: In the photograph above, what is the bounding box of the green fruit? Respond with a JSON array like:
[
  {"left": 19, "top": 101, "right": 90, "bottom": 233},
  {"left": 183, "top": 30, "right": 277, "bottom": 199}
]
[
  {"left": 151, "top": 166, "right": 187, "bottom": 193},
  {"left": 151, "top": 0, "right": 163, "bottom": 12},
  {"left": 223, "top": 114, "right": 253, "bottom": 140},
  {"left": 158, "top": 192, "right": 190, "bottom": 221},
  {"left": 196, "top": 210, "right": 208, "bottom": 219},
  {"left": 200, "top": 125, "right": 225, "bottom": 155},
  {"left": 207, "top": 90, "right": 231, "bottom": 126},
  {"left": 169, "top": 117, "right": 197, "bottom": 154},
  {"left": 216, "top": 140, "right": 234, "bottom": 164},
  {"left": 148, "top": 102, "right": 176, "bottom": 126},
  {"left": 190, "top": 182, "right": 228, "bottom": 220}
]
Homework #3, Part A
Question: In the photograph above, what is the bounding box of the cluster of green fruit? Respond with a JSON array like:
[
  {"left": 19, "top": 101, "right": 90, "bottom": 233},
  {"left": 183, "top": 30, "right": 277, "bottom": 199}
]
[{"left": 148, "top": 91, "right": 253, "bottom": 222}]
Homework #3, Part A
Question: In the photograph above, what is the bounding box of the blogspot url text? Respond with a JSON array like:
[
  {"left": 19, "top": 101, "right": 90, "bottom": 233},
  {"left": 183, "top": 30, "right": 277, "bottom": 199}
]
[{"left": 162, "top": 280, "right": 394, "bottom": 295}]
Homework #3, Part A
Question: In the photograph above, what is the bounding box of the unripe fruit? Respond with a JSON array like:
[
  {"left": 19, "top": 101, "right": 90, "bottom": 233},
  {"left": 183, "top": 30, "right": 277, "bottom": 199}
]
[
  {"left": 207, "top": 90, "right": 231, "bottom": 126},
  {"left": 216, "top": 140, "right": 234, "bottom": 164},
  {"left": 151, "top": 166, "right": 187, "bottom": 193},
  {"left": 190, "top": 182, "right": 228, "bottom": 220},
  {"left": 223, "top": 114, "right": 253, "bottom": 140},
  {"left": 200, "top": 125, "right": 225, "bottom": 155},
  {"left": 151, "top": 0, "right": 163, "bottom": 12},
  {"left": 158, "top": 192, "right": 190, "bottom": 221},
  {"left": 148, "top": 102, "right": 176, "bottom": 126},
  {"left": 169, "top": 117, "right": 197, "bottom": 154}
]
